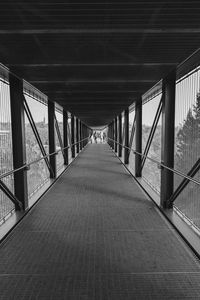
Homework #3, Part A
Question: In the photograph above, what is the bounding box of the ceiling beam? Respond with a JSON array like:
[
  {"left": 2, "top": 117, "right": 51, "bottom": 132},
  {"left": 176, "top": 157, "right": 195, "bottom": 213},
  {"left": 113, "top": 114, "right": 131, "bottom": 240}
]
[
  {"left": 7, "top": 63, "right": 177, "bottom": 67},
  {"left": 30, "top": 79, "right": 156, "bottom": 83},
  {"left": 0, "top": 29, "right": 200, "bottom": 34}
]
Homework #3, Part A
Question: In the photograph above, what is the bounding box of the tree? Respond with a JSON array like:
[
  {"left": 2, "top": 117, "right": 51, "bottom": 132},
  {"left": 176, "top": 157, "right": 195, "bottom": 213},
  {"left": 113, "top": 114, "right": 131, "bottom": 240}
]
[
  {"left": 175, "top": 93, "right": 200, "bottom": 175},
  {"left": 174, "top": 93, "right": 200, "bottom": 225}
]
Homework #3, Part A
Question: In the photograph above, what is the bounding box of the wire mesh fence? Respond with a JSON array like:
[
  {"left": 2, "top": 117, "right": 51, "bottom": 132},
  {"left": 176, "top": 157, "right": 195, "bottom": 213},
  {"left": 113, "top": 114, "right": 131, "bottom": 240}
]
[
  {"left": 142, "top": 93, "right": 162, "bottom": 194},
  {"left": 0, "top": 79, "right": 15, "bottom": 221},
  {"left": 24, "top": 92, "right": 50, "bottom": 200},
  {"left": 174, "top": 67, "right": 200, "bottom": 229}
]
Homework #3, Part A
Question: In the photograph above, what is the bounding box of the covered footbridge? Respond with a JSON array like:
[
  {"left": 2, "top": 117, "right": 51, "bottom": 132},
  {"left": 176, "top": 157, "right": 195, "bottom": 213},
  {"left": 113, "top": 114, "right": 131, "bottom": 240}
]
[{"left": 0, "top": 1, "right": 200, "bottom": 299}]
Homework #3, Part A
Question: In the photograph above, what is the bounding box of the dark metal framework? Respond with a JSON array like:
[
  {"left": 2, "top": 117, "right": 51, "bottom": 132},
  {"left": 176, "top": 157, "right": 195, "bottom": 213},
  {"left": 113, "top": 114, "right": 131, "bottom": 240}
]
[
  {"left": 109, "top": 66, "right": 200, "bottom": 213},
  {"left": 114, "top": 117, "right": 118, "bottom": 152},
  {"left": 1, "top": 38, "right": 200, "bottom": 245},
  {"left": 71, "top": 114, "right": 75, "bottom": 158},
  {"left": 0, "top": 69, "right": 88, "bottom": 217},
  {"left": 24, "top": 96, "right": 53, "bottom": 176},
  {"left": 169, "top": 149, "right": 200, "bottom": 205},
  {"left": 118, "top": 114, "right": 122, "bottom": 157},
  {"left": 76, "top": 118, "right": 80, "bottom": 154},
  {"left": 0, "top": 179, "right": 22, "bottom": 210},
  {"left": 135, "top": 98, "right": 142, "bottom": 177},
  {"left": 128, "top": 113, "right": 136, "bottom": 158},
  {"left": 48, "top": 100, "right": 56, "bottom": 178},
  {"left": 124, "top": 108, "right": 129, "bottom": 164},
  {"left": 160, "top": 71, "right": 176, "bottom": 208},
  {"left": 63, "top": 111, "right": 69, "bottom": 165},
  {"left": 9, "top": 73, "right": 28, "bottom": 210},
  {"left": 54, "top": 113, "right": 66, "bottom": 163},
  {"left": 141, "top": 96, "right": 163, "bottom": 170}
]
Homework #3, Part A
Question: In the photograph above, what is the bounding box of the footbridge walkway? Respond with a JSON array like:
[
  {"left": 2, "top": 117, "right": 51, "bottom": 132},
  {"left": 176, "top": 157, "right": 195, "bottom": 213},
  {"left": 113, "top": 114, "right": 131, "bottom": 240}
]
[{"left": 0, "top": 144, "right": 200, "bottom": 299}]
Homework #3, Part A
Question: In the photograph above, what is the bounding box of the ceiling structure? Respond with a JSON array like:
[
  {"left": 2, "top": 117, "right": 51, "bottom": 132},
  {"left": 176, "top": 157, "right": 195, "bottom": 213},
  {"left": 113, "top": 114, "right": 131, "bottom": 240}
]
[{"left": 0, "top": 1, "right": 200, "bottom": 127}]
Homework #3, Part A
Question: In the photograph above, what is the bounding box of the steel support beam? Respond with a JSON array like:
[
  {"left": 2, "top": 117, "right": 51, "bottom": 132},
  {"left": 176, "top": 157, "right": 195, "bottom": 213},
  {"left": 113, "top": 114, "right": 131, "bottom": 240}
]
[
  {"left": 71, "top": 114, "right": 75, "bottom": 158},
  {"left": 109, "top": 123, "right": 111, "bottom": 147},
  {"left": 109, "top": 123, "right": 112, "bottom": 147},
  {"left": 124, "top": 108, "right": 129, "bottom": 164},
  {"left": 141, "top": 98, "right": 162, "bottom": 170},
  {"left": 63, "top": 110, "right": 69, "bottom": 165},
  {"left": 107, "top": 124, "right": 110, "bottom": 146},
  {"left": 9, "top": 73, "right": 28, "bottom": 210},
  {"left": 170, "top": 157, "right": 200, "bottom": 204},
  {"left": 76, "top": 118, "right": 79, "bottom": 153},
  {"left": 24, "top": 98, "right": 53, "bottom": 175},
  {"left": 84, "top": 125, "right": 87, "bottom": 146},
  {"left": 135, "top": 98, "right": 142, "bottom": 177},
  {"left": 0, "top": 179, "right": 22, "bottom": 210},
  {"left": 114, "top": 117, "right": 118, "bottom": 152},
  {"left": 55, "top": 114, "right": 66, "bottom": 162},
  {"left": 48, "top": 100, "right": 56, "bottom": 178},
  {"left": 82, "top": 124, "right": 84, "bottom": 146},
  {"left": 160, "top": 70, "right": 176, "bottom": 209},
  {"left": 80, "top": 121, "right": 83, "bottom": 150},
  {"left": 128, "top": 114, "right": 136, "bottom": 158},
  {"left": 118, "top": 114, "right": 122, "bottom": 157},
  {"left": 82, "top": 124, "right": 85, "bottom": 147},
  {"left": 112, "top": 121, "right": 114, "bottom": 149},
  {"left": 82, "top": 123, "right": 85, "bottom": 148}
]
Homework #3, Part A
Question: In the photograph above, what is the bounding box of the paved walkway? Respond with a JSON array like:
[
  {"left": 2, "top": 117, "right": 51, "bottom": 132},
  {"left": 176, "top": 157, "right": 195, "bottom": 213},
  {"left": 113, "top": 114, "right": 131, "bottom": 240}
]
[{"left": 0, "top": 144, "right": 200, "bottom": 299}]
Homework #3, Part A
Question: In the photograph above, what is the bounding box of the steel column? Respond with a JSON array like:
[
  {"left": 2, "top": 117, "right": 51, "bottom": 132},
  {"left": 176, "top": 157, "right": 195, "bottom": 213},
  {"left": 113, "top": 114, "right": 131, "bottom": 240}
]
[
  {"left": 124, "top": 108, "right": 129, "bottom": 164},
  {"left": 107, "top": 124, "right": 110, "bottom": 146},
  {"left": 82, "top": 124, "right": 85, "bottom": 147},
  {"left": 109, "top": 124, "right": 111, "bottom": 147},
  {"left": 76, "top": 118, "right": 79, "bottom": 153},
  {"left": 63, "top": 110, "right": 69, "bottom": 165},
  {"left": 110, "top": 122, "right": 113, "bottom": 148},
  {"left": 82, "top": 123, "right": 84, "bottom": 148},
  {"left": 135, "top": 98, "right": 142, "bottom": 177},
  {"left": 85, "top": 125, "right": 88, "bottom": 146},
  {"left": 114, "top": 117, "right": 118, "bottom": 152},
  {"left": 112, "top": 121, "right": 114, "bottom": 149},
  {"left": 118, "top": 114, "right": 122, "bottom": 157},
  {"left": 80, "top": 121, "right": 83, "bottom": 150},
  {"left": 48, "top": 100, "right": 56, "bottom": 178},
  {"left": 9, "top": 73, "right": 28, "bottom": 210},
  {"left": 84, "top": 125, "right": 86, "bottom": 146},
  {"left": 160, "top": 70, "right": 176, "bottom": 209},
  {"left": 71, "top": 114, "right": 75, "bottom": 157}
]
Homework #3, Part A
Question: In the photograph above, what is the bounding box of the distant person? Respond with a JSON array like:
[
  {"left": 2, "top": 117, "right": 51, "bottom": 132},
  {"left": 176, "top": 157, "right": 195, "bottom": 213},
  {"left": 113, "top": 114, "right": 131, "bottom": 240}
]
[
  {"left": 93, "top": 131, "right": 97, "bottom": 143},
  {"left": 97, "top": 132, "right": 101, "bottom": 143},
  {"left": 103, "top": 132, "right": 106, "bottom": 143},
  {"left": 89, "top": 132, "right": 93, "bottom": 143}
]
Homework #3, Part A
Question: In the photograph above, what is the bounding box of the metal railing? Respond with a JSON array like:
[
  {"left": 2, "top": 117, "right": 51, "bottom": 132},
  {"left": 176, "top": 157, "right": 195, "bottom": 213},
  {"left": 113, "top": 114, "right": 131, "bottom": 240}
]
[
  {"left": 0, "top": 137, "right": 89, "bottom": 219},
  {"left": 0, "top": 137, "right": 89, "bottom": 181},
  {"left": 108, "top": 138, "right": 200, "bottom": 188}
]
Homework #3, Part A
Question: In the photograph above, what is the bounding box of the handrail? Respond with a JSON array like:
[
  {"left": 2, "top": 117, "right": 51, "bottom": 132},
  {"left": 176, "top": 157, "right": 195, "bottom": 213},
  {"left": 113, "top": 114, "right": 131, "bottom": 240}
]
[
  {"left": 108, "top": 138, "right": 200, "bottom": 187},
  {"left": 0, "top": 137, "right": 89, "bottom": 180}
]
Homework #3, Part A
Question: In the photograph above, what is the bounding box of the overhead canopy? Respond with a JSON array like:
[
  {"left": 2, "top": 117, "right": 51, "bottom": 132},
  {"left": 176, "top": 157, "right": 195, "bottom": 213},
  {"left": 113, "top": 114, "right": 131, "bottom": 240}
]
[{"left": 0, "top": 1, "right": 200, "bottom": 126}]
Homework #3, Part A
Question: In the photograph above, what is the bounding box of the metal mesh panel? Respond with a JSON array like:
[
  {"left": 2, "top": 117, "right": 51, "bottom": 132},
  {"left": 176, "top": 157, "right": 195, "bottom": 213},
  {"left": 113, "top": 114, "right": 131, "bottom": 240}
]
[
  {"left": 0, "top": 79, "right": 15, "bottom": 221},
  {"left": 24, "top": 94, "right": 50, "bottom": 200},
  {"left": 55, "top": 109, "right": 64, "bottom": 171},
  {"left": 174, "top": 67, "right": 200, "bottom": 229},
  {"left": 142, "top": 94, "right": 162, "bottom": 194}
]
